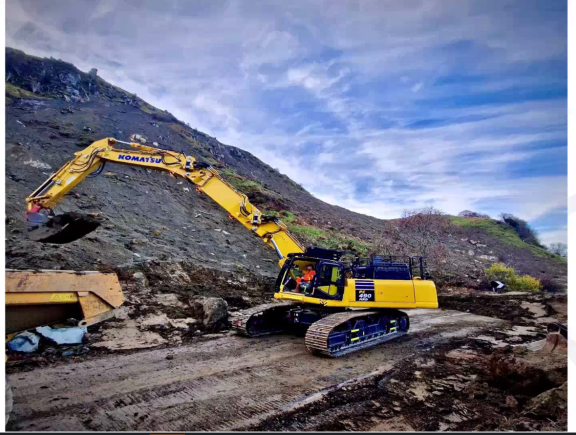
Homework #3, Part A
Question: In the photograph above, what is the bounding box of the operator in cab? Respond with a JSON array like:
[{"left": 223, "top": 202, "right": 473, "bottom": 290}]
[{"left": 296, "top": 264, "right": 315, "bottom": 294}]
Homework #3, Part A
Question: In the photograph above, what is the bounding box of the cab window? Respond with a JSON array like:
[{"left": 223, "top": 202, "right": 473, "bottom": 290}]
[
  {"left": 282, "top": 260, "right": 314, "bottom": 292},
  {"left": 316, "top": 263, "right": 343, "bottom": 299}
]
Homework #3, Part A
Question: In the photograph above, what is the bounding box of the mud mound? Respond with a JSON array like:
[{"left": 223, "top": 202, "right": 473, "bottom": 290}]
[{"left": 439, "top": 293, "right": 564, "bottom": 325}]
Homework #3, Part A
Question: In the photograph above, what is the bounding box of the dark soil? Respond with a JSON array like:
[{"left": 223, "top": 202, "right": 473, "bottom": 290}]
[
  {"left": 439, "top": 293, "right": 566, "bottom": 326},
  {"left": 246, "top": 338, "right": 567, "bottom": 431}
]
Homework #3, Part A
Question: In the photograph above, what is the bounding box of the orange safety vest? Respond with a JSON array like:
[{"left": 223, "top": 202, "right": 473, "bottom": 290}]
[{"left": 299, "top": 270, "right": 315, "bottom": 283}]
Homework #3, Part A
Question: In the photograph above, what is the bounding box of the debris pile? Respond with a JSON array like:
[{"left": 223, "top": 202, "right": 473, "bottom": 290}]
[{"left": 250, "top": 335, "right": 568, "bottom": 431}]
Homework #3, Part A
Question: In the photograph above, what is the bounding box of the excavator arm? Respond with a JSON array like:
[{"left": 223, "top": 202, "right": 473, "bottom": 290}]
[{"left": 26, "top": 138, "right": 304, "bottom": 263}]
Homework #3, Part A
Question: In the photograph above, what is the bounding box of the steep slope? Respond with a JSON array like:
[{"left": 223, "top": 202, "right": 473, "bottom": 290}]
[{"left": 5, "top": 47, "right": 566, "bottom": 289}]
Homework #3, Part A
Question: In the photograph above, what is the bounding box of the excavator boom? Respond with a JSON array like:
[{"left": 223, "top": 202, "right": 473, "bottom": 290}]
[{"left": 26, "top": 138, "right": 304, "bottom": 262}]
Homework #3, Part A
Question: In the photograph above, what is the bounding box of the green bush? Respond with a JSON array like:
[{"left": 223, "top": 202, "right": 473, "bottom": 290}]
[
  {"left": 484, "top": 263, "right": 541, "bottom": 292},
  {"left": 279, "top": 211, "right": 295, "bottom": 223},
  {"left": 287, "top": 224, "right": 373, "bottom": 255}
]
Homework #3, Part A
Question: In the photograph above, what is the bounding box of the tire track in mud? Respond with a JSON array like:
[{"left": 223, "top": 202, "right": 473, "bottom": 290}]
[{"left": 7, "top": 310, "right": 504, "bottom": 431}]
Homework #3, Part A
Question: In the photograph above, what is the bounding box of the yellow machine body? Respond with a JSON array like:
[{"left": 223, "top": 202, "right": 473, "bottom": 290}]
[
  {"left": 275, "top": 279, "right": 438, "bottom": 309},
  {"left": 5, "top": 270, "right": 124, "bottom": 334}
]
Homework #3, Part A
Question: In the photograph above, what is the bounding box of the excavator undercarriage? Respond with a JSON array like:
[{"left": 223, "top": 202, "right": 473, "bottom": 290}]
[{"left": 231, "top": 303, "right": 409, "bottom": 357}]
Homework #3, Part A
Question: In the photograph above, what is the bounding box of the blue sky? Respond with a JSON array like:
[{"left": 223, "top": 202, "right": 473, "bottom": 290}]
[{"left": 6, "top": 0, "right": 567, "bottom": 245}]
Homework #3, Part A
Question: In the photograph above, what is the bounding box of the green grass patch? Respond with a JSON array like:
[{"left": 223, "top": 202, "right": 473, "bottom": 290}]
[
  {"left": 288, "top": 224, "right": 374, "bottom": 255},
  {"left": 288, "top": 225, "right": 327, "bottom": 240},
  {"left": 6, "top": 83, "right": 48, "bottom": 99},
  {"left": 219, "top": 168, "right": 266, "bottom": 192},
  {"left": 261, "top": 209, "right": 280, "bottom": 217},
  {"left": 450, "top": 217, "right": 565, "bottom": 261},
  {"left": 279, "top": 211, "right": 295, "bottom": 223},
  {"left": 262, "top": 210, "right": 296, "bottom": 226},
  {"left": 140, "top": 102, "right": 156, "bottom": 114}
]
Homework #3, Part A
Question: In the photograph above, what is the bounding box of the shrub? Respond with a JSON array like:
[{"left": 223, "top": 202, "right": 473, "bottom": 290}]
[
  {"left": 540, "top": 277, "right": 563, "bottom": 293},
  {"left": 485, "top": 262, "right": 516, "bottom": 283},
  {"left": 500, "top": 213, "right": 541, "bottom": 247},
  {"left": 516, "top": 274, "right": 542, "bottom": 292},
  {"left": 484, "top": 263, "right": 541, "bottom": 292},
  {"left": 458, "top": 210, "right": 490, "bottom": 219}
]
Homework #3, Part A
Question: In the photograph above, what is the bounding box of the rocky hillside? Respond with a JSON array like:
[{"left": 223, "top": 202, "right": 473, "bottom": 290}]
[{"left": 5, "top": 47, "right": 566, "bottom": 290}]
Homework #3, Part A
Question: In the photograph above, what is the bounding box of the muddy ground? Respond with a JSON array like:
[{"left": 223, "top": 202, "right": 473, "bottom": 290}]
[{"left": 7, "top": 289, "right": 567, "bottom": 432}]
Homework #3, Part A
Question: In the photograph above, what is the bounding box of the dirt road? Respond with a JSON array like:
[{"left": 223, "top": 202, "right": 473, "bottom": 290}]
[{"left": 8, "top": 309, "right": 503, "bottom": 431}]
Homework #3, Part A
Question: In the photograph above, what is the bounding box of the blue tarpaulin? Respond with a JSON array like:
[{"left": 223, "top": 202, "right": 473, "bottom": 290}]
[{"left": 36, "top": 326, "right": 87, "bottom": 344}]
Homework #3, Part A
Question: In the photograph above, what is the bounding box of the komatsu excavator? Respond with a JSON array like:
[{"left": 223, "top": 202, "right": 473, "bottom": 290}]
[{"left": 25, "top": 138, "right": 438, "bottom": 357}]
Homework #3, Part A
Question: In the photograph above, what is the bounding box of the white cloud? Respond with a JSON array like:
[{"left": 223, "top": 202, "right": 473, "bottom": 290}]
[
  {"left": 411, "top": 82, "right": 424, "bottom": 92},
  {"left": 538, "top": 226, "right": 568, "bottom": 246},
  {"left": 5, "top": 0, "right": 566, "bottom": 234}
]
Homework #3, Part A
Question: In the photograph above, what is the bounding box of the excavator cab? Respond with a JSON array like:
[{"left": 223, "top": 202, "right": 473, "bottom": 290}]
[
  {"left": 279, "top": 259, "right": 313, "bottom": 293},
  {"left": 276, "top": 254, "right": 345, "bottom": 301}
]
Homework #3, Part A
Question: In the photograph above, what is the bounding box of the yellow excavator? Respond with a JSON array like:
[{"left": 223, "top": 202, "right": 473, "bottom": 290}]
[{"left": 25, "top": 137, "right": 438, "bottom": 357}]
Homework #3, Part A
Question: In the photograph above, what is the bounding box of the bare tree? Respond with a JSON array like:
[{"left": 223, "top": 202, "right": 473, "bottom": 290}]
[
  {"left": 547, "top": 242, "right": 567, "bottom": 258},
  {"left": 369, "top": 228, "right": 398, "bottom": 257},
  {"left": 370, "top": 207, "right": 453, "bottom": 278},
  {"left": 393, "top": 207, "right": 452, "bottom": 257}
]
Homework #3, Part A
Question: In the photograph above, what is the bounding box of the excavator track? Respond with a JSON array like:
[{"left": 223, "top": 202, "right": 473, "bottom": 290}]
[
  {"left": 230, "top": 302, "right": 298, "bottom": 337},
  {"left": 305, "top": 309, "right": 409, "bottom": 357}
]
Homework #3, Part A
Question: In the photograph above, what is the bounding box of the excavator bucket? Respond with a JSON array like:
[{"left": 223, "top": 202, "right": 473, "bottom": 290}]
[
  {"left": 27, "top": 211, "right": 100, "bottom": 244},
  {"left": 6, "top": 269, "right": 125, "bottom": 334}
]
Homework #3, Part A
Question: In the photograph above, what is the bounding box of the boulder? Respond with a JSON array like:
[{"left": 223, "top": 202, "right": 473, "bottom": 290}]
[
  {"left": 92, "top": 320, "right": 166, "bottom": 350},
  {"left": 139, "top": 313, "right": 171, "bottom": 327},
  {"left": 505, "top": 395, "right": 519, "bottom": 408},
  {"left": 129, "top": 133, "right": 147, "bottom": 144},
  {"left": 190, "top": 297, "right": 228, "bottom": 327},
  {"left": 170, "top": 318, "right": 198, "bottom": 329},
  {"left": 133, "top": 271, "right": 149, "bottom": 288},
  {"left": 524, "top": 382, "right": 567, "bottom": 417}
]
